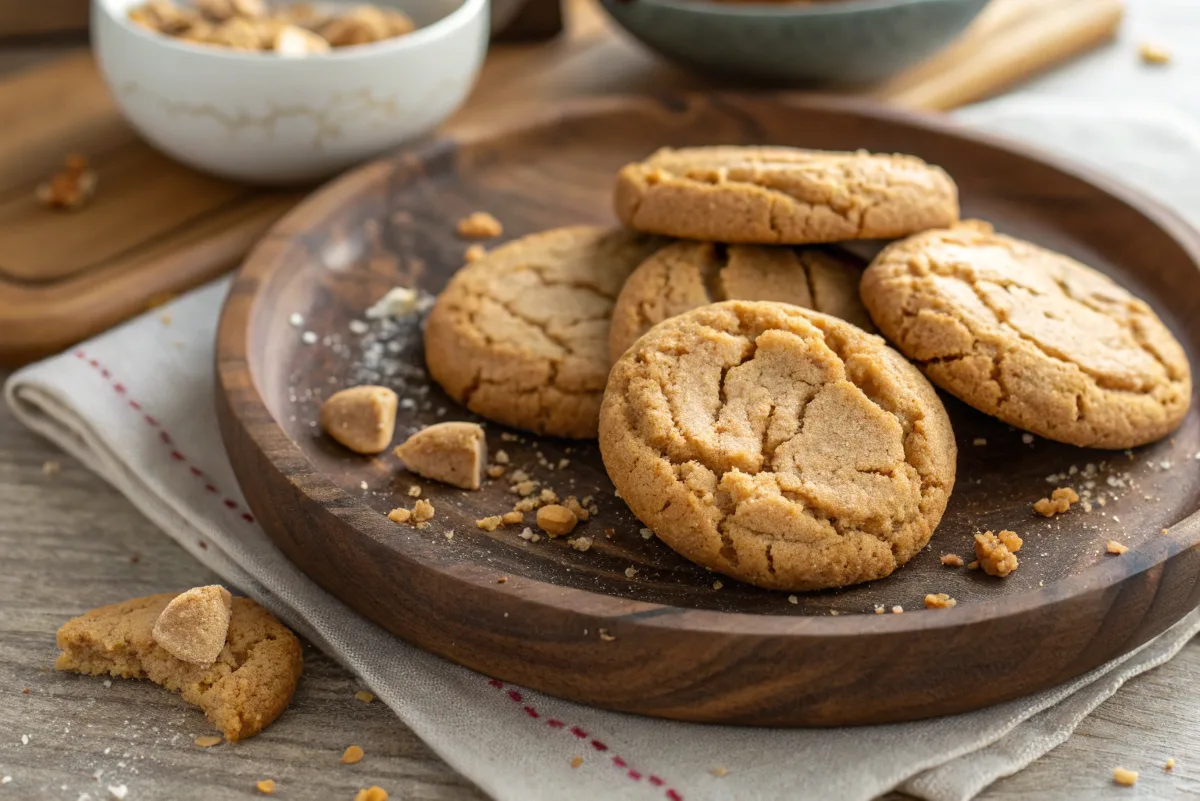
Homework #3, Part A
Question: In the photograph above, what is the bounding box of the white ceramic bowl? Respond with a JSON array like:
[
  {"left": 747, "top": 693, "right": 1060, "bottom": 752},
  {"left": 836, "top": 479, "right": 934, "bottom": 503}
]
[{"left": 92, "top": 0, "right": 489, "bottom": 184}]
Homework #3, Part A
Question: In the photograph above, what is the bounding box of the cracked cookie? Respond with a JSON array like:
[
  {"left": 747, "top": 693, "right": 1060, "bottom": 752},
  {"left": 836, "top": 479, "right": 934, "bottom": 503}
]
[
  {"left": 425, "top": 226, "right": 667, "bottom": 438},
  {"left": 599, "top": 300, "right": 956, "bottom": 591},
  {"left": 613, "top": 146, "right": 959, "bottom": 244},
  {"left": 608, "top": 241, "right": 873, "bottom": 362},
  {"left": 56, "top": 593, "right": 302, "bottom": 741},
  {"left": 861, "top": 222, "right": 1191, "bottom": 448}
]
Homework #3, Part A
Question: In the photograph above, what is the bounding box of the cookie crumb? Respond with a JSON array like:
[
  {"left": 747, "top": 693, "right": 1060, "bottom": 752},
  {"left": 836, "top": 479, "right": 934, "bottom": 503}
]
[
  {"left": 972, "top": 438, "right": 987, "bottom": 446},
  {"left": 1106, "top": 540, "right": 1129, "bottom": 555},
  {"left": 1165, "top": 758, "right": 1176, "bottom": 770},
  {"left": 924, "top": 593, "right": 956, "bottom": 609},
  {"left": 456, "top": 211, "right": 503, "bottom": 239},
  {"left": 598, "top": 629, "right": 616, "bottom": 641},
  {"left": 537, "top": 504, "right": 578, "bottom": 537},
  {"left": 407, "top": 485, "right": 421, "bottom": 498},
  {"left": 476, "top": 516, "right": 503, "bottom": 532},
  {"left": 36, "top": 154, "right": 98, "bottom": 211},
  {"left": 486, "top": 465, "right": 506, "bottom": 479},
  {"left": 194, "top": 735, "right": 223, "bottom": 747},
  {"left": 564, "top": 496, "right": 590, "bottom": 521},
  {"left": 539, "top": 488, "right": 559, "bottom": 504},
  {"left": 940, "top": 554, "right": 964, "bottom": 567},
  {"left": 710, "top": 767, "right": 730, "bottom": 777},
  {"left": 891, "top": 605, "right": 904, "bottom": 614},
  {"left": 640, "top": 527, "right": 653, "bottom": 540},
  {"left": 712, "top": 581, "right": 724, "bottom": 590},
  {"left": 342, "top": 745, "right": 365, "bottom": 764},
  {"left": 570, "top": 537, "right": 592, "bottom": 552},
  {"left": 1021, "top": 433, "right": 1035, "bottom": 444},
  {"left": 788, "top": 595, "right": 799, "bottom": 605},
  {"left": 1113, "top": 767, "right": 1138, "bottom": 786},
  {"left": 873, "top": 604, "right": 885, "bottom": 614},
  {"left": 108, "top": 786, "right": 128, "bottom": 800},
  {"left": 625, "top": 566, "right": 639, "bottom": 578},
  {"left": 413, "top": 499, "right": 434, "bottom": 523},
  {"left": 387, "top": 508, "right": 411, "bottom": 524},
  {"left": 974, "top": 530, "right": 1023, "bottom": 577},
  {"left": 494, "top": 450, "right": 510, "bottom": 465},
  {"left": 570, "top": 756, "right": 584, "bottom": 768},
  {"left": 514, "top": 480, "right": 538, "bottom": 497},
  {"left": 496, "top": 576, "right": 508, "bottom": 584},
  {"left": 42, "top": 460, "right": 61, "bottom": 475},
  {"left": 354, "top": 690, "right": 375, "bottom": 704},
  {"left": 1139, "top": 42, "right": 1171, "bottom": 64},
  {"left": 256, "top": 779, "right": 276, "bottom": 794},
  {"left": 1034, "top": 487, "right": 1079, "bottom": 517},
  {"left": 502, "top": 510, "right": 524, "bottom": 525},
  {"left": 967, "top": 560, "right": 980, "bottom": 570},
  {"left": 354, "top": 788, "right": 388, "bottom": 801},
  {"left": 464, "top": 244, "right": 487, "bottom": 262}
]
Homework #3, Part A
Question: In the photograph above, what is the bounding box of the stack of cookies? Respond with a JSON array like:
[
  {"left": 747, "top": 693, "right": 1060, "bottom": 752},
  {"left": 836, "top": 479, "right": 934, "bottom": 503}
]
[{"left": 422, "top": 146, "right": 1192, "bottom": 593}]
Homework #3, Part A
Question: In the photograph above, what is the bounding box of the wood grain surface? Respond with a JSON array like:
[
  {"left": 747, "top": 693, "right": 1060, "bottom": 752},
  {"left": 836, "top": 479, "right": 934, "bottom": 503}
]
[
  {"left": 217, "top": 93, "right": 1200, "bottom": 728},
  {"left": 0, "top": 0, "right": 1121, "bottom": 367}
]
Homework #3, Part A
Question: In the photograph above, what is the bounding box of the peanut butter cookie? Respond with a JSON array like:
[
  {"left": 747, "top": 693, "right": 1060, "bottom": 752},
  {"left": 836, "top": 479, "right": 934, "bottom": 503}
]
[
  {"left": 425, "top": 226, "right": 666, "bottom": 438},
  {"left": 861, "top": 222, "right": 1191, "bottom": 448},
  {"left": 608, "top": 241, "right": 872, "bottom": 361},
  {"left": 599, "top": 300, "right": 956, "bottom": 591},
  {"left": 56, "top": 594, "right": 302, "bottom": 741},
  {"left": 614, "top": 146, "right": 959, "bottom": 244}
]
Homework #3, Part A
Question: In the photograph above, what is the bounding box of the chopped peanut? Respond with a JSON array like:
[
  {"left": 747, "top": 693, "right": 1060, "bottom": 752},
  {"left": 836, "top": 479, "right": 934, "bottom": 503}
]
[
  {"left": 537, "top": 504, "right": 578, "bottom": 537},
  {"left": 924, "top": 593, "right": 956, "bottom": 609},
  {"left": 1034, "top": 487, "right": 1079, "bottom": 517}
]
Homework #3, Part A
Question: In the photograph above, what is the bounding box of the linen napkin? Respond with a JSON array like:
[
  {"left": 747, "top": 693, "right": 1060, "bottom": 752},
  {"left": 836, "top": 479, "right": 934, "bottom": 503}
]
[{"left": 8, "top": 101, "right": 1200, "bottom": 801}]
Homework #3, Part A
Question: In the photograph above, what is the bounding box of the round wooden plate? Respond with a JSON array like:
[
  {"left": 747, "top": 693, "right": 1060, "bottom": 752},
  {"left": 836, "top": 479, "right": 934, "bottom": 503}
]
[{"left": 217, "top": 94, "right": 1200, "bottom": 727}]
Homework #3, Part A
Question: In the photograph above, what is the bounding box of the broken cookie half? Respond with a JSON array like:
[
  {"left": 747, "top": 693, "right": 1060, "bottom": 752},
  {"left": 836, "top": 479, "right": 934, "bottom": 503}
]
[
  {"left": 394, "top": 421, "right": 487, "bottom": 490},
  {"left": 56, "top": 592, "right": 302, "bottom": 742}
]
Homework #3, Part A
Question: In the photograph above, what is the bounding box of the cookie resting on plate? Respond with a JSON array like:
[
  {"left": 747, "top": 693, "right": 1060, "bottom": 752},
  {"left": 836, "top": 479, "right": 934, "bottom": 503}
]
[
  {"left": 599, "top": 300, "right": 957, "bottom": 591},
  {"left": 861, "top": 221, "right": 1192, "bottom": 449}
]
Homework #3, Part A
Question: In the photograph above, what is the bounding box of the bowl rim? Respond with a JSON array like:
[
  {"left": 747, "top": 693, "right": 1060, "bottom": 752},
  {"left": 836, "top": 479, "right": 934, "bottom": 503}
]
[
  {"left": 94, "top": 0, "right": 488, "bottom": 62},
  {"left": 603, "top": 0, "right": 985, "bottom": 18}
]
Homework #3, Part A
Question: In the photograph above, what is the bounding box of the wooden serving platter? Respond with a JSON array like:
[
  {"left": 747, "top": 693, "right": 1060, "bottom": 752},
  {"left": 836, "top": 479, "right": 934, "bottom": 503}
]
[{"left": 216, "top": 94, "right": 1200, "bottom": 727}]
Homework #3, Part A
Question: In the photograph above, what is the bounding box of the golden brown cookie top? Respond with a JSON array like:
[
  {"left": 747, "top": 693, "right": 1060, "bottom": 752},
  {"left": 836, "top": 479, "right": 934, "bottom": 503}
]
[
  {"left": 861, "top": 222, "right": 1191, "bottom": 448},
  {"left": 599, "top": 300, "right": 956, "bottom": 591},
  {"left": 614, "top": 146, "right": 959, "bottom": 244},
  {"left": 608, "top": 241, "right": 873, "bottom": 361},
  {"left": 424, "top": 226, "right": 666, "bottom": 438}
]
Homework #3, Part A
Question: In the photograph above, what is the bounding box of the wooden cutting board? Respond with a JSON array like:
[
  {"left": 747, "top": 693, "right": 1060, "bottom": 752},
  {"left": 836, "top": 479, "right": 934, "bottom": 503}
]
[{"left": 0, "top": 0, "right": 1123, "bottom": 366}]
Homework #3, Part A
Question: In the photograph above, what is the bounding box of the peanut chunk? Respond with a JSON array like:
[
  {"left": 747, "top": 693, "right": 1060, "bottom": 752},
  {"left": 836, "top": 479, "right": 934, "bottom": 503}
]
[
  {"left": 1112, "top": 767, "right": 1138, "bottom": 786},
  {"left": 152, "top": 585, "right": 232, "bottom": 667},
  {"left": 939, "top": 554, "right": 964, "bottom": 567},
  {"left": 974, "top": 530, "right": 1023, "bottom": 577},
  {"left": 1107, "top": 540, "right": 1129, "bottom": 555},
  {"left": 1139, "top": 42, "right": 1171, "bottom": 64},
  {"left": 319, "top": 385, "right": 398, "bottom": 455},
  {"left": 1034, "top": 487, "right": 1079, "bottom": 517},
  {"left": 456, "top": 211, "right": 503, "bottom": 239},
  {"left": 536, "top": 504, "right": 578, "bottom": 537},
  {"left": 395, "top": 422, "right": 487, "bottom": 490}
]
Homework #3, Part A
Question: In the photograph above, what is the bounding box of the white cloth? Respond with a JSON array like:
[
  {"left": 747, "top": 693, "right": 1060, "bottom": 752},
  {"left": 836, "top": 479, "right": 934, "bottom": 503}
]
[{"left": 9, "top": 5, "right": 1200, "bottom": 796}]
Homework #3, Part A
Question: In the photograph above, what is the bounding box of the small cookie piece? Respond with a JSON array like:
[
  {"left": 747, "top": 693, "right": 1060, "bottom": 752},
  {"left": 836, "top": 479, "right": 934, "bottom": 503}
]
[
  {"left": 614, "top": 146, "right": 958, "bottom": 244},
  {"left": 319, "top": 385, "right": 398, "bottom": 455},
  {"left": 974, "top": 530, "right": 1022, "bottom": 577},
  {"left": 1034, "top": 487, "right": 1079, "bottom": 518},
  {"left": 600, "top": 300, "right": 956, "bottom": 591},
  {"left": 425, "top": 227, "right": 666, "bottom": 438},
  {"left": 394, "top": 422, "right": 487, "bottom": 490},
  {"left": 152, "top": 585, "right": 232, "bottom": 666},
  {"left": 862, "top": 222, "right": 1191, "bottom": 448},
  {"left": 609, "top": 241, "right": 872, "bottom": 361},
  {"left": 56, "top": 594, "right": 302, "bottom": 741},
  {"left": 456, "top": 212, "right": 503, "bottom": 239}
]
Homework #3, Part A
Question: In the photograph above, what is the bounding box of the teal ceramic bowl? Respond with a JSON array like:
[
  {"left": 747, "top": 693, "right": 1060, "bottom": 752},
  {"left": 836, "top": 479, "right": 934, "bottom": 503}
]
[{"left": 599, "top": 0, "right": 990, "bottom": 84}]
